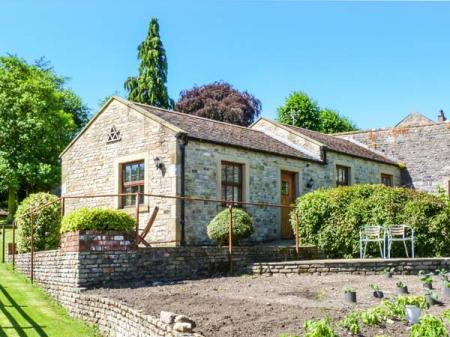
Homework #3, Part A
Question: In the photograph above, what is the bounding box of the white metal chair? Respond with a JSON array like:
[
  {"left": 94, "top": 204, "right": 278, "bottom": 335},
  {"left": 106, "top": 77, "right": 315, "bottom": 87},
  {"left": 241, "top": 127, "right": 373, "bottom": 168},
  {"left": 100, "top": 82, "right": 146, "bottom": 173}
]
[
  {"left": 359, "top": 225, "right": 385, "bottom": 259},
  {"left": 386, "top": 224, "right": 414, "bottom": 258}
]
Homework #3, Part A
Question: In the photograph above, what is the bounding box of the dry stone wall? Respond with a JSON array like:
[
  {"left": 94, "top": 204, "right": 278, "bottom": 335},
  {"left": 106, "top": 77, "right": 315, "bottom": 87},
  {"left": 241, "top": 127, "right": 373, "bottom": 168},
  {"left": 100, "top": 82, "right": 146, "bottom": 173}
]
[
  {"left": 252, "top": 258, "right": 450, "bottom": 276},
  {"left": 10, "top": 246, "right": 320, "bottom": 337}
]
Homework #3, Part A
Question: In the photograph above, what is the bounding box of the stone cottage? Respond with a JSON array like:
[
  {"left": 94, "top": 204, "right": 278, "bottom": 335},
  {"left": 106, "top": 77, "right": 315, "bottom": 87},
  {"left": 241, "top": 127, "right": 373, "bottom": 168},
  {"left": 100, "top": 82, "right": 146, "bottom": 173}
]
[{"left": 60, "top": 97, "right": 401, "bottom": 246}]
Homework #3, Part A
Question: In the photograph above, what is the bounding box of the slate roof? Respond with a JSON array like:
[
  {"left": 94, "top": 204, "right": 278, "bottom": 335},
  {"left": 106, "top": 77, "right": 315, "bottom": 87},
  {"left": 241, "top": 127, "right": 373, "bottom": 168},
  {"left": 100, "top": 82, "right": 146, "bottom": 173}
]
[
  {"left": 282, "top": 124, "right": 397, "bottom": 165},
  {"left": 133, "top": 103, "right": 318, "bottom": 162}
]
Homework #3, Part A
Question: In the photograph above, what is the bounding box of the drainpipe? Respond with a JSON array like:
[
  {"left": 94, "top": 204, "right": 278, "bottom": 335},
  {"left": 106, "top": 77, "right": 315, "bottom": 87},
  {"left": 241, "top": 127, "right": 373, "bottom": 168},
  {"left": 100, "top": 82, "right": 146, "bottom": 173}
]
[{"left": 177, "top": 134, "right": 188, "bottom": 246}]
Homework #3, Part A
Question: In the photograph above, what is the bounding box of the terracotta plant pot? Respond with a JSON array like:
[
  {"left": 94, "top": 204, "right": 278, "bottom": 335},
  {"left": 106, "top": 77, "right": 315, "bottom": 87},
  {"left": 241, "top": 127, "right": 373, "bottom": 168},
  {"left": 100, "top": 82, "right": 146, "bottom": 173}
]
[{"left": 344, "top": 291, "right": 357, "bottom": 303}]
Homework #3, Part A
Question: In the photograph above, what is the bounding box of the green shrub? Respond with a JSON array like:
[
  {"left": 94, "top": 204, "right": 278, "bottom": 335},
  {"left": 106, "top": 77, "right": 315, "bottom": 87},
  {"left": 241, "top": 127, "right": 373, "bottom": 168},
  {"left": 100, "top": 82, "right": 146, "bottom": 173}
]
[
  {"left": 292, "top": 185, "right": 450, "bottom": 258},
  {"left": 15, "top": 193, "right": 61, "bottom": 253},
  {"left": 60, "top": 208, "right": 135, "bottom": 233},
  {"left": 409, "top": 314, "right": 449, "bottom": 337},
  {"left": 207, "top": 208, "right": 254, "bottom": 245}
]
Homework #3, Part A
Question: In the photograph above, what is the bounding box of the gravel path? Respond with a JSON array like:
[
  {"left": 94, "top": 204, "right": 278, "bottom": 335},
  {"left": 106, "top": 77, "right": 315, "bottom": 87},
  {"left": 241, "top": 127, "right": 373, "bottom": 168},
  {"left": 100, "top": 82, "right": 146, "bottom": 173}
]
[{"left": 91, "top": 273, "right": 450, "bottom": 337}]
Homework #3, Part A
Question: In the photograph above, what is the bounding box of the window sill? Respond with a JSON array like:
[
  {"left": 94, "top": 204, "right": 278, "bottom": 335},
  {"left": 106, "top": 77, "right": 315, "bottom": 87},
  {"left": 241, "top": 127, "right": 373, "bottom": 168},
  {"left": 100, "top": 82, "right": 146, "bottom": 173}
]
[{"left": 120, "top": 204, "right": 149, "bottom": 214}]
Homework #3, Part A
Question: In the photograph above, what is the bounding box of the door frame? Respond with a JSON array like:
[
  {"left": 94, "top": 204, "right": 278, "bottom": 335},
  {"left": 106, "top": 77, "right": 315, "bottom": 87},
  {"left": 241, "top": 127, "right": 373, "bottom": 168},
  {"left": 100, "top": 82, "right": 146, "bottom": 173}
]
[{"left": 279, "top": 169, "right": 300, "bottom": 239}]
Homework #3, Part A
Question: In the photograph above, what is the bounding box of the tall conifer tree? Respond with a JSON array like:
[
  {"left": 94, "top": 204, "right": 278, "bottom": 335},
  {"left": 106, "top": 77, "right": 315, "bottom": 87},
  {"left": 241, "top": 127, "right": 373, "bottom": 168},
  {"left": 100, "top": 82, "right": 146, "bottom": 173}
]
[{"left": 124, "top": 18, "right": 172, "bottom": 108}]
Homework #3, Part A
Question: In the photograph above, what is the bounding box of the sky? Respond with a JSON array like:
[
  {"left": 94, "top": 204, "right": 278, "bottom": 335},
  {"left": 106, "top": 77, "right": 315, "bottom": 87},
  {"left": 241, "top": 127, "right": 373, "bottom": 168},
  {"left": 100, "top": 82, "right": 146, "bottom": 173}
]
[{"left": 1, "top": 0, "right": 450, "bottom": 130}]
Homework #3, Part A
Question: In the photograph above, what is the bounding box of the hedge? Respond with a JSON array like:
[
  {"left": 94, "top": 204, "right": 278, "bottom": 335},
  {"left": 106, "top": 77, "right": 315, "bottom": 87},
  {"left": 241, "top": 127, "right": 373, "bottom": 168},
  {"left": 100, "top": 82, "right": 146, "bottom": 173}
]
[
  {"left": 292, "top": 185, "right": 450, "bottom": 258},
  {"left": 207, "top": 208, "right": 254, "bottom": 245},
  {"left": 60, "top": 208, "right": 136, "bottom": 233},
  {"left": 15, "top": 193, "right": 61, "bottom": 253}
]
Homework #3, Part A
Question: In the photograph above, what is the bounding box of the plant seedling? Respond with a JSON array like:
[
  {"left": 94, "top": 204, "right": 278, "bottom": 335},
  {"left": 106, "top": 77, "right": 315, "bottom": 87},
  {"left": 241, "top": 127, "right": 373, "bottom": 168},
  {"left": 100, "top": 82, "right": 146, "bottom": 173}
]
[
  {"left": 369, "top": 283, "right": 380, "bottom": 291},
  {"left": 369, "top": 284, "right": 384, "bottom": 298},
  {"left": 424, "top": 289, "right": 438, "bottom": 306},
  {"left": 304, "top": 319, "right": 339, "bottom": 337},
  {"left": 409, "top": 314, "right": 449, "bottom": 337},
  {"left": 421, "top": 274, "right": 433, "bottom": 289},
  {"left": 339, "top": 312, "right": 360, "bottom": 335},
  {"left": 383, "top": 267, "right": 395, "bottom": 278},
  {"left": 344, "top": 287, "right": 357, "bottom": 303},
  {"left": 436, "top": 268, "right": 449, "bottom": 282},
  {"left": 396, "top": 281, "right": 408, "bottom": 294}
]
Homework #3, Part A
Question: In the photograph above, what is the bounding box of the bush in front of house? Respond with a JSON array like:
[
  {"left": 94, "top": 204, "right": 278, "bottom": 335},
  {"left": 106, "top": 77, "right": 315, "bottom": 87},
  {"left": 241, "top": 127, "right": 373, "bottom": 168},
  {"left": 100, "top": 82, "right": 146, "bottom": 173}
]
[
  {"left": 60, "top": 207, "right": 136, "bottom": 233},
  {"left": 207, "top": 208, "right": 254, "bottom": 245},
  {"left": 15, "top": 193, "right": 61, "bottom": 253},
  {"left": 292, "top": 184, "right": 450, "bottom": 258}
]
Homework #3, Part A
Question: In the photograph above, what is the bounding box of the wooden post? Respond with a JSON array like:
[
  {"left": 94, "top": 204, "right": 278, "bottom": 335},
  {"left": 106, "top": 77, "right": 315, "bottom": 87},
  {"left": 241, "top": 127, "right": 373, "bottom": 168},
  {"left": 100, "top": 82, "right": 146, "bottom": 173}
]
[
  {"left": 12, "top": 220, "right": 15, "bottom": 270},
  {"left": 134, "top": 193, "right": 140, "bottom": 248},
  {"left": 60, "top": 197, "right": 65, "bottom": 218},
  {"left": 1, "top": 220, "right": 5, "bottom": 263},
  {"left": 295, "top": 209, "right": 300, "bottom": 256},
  {"left": 30, "top": 212, "right": 34, "bottom": 284},
  {"left": 228, "top": 205, "right": 233, "bottom": 274}
]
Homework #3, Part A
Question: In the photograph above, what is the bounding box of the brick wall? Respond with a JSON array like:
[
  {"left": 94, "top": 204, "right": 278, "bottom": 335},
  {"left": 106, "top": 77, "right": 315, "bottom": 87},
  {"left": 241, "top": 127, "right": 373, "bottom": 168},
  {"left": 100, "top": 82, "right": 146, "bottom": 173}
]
[{"left": 60, "top": 230, "right": 134, "bottom": 252}]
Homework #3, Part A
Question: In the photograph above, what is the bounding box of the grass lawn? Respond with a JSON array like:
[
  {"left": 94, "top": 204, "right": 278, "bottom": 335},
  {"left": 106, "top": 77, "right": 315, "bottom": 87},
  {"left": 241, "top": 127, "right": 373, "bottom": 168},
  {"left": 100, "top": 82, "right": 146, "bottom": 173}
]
[{"left": 0, "top": 227, "right": 99, "bottom": 337}]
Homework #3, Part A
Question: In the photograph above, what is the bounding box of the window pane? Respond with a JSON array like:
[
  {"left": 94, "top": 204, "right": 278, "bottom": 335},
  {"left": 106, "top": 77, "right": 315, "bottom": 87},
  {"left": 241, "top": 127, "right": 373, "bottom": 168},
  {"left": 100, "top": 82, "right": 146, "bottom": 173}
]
[
  {"left": 226, "top": 186, "right": 233, "bottom": 201},
  {"left": 124, "top": 165, "right": 132, "bottom": 183},
  {"left": 233, "top": 187, "right": 241, "bottom": 202},
  {"left": 234, "top": 166, "right": 241, "bottom": 184},
  {"left": 139, "top": 163, "right": 145, "bottom": 180}
]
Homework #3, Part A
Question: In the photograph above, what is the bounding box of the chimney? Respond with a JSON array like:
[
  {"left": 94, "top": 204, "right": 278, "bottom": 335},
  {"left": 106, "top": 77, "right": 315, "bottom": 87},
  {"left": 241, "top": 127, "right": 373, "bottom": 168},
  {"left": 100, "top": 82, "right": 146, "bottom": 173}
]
[{"left": 437, "top": 109, "right": 447, "bottom": 122}]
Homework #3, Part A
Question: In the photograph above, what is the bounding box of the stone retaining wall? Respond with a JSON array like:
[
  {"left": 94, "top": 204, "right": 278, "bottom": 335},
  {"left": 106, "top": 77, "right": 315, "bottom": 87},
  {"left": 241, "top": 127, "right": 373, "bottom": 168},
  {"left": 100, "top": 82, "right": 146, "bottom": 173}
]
[
  {"left": 11, "top": 245, "right": 321, "bottom": 288},
  {"left": 10, "top": 245, "right": 320, "bottom": 337},
  {"left": 252, "top": 258, "right": 450, "bottom": 276},
  {"left": 72, "top": 294, "right": 203, "bottom": 337}
]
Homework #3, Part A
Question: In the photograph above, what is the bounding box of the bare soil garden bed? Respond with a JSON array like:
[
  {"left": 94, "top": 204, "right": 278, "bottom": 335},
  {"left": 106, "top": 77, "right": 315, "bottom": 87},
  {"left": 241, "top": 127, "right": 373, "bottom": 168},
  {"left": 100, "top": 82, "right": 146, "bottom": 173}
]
[{"left": 91, "top": 273, "right": 450, "bottom": 337}]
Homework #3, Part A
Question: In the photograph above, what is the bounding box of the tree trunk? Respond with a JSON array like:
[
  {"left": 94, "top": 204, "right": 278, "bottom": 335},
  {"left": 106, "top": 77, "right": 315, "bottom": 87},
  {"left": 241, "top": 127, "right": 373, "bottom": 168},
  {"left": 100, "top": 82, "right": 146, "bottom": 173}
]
[{"left": 7, "top": 185, "right": 17, "bottom": 222}]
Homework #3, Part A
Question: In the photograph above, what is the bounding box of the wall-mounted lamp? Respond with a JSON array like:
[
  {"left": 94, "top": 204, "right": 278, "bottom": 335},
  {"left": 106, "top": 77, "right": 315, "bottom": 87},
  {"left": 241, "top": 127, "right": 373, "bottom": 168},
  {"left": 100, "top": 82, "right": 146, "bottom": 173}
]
[
  {"left": 154, "top": 157, "right": 163, "bottom": 170},
  {"left": 306, "top": 177, "right": 314, "bottom": 189}
]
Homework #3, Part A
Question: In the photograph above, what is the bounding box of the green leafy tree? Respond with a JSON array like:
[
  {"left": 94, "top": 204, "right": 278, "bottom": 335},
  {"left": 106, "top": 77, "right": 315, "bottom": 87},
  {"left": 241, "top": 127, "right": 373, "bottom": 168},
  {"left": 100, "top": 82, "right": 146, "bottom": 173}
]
[
  {"left": 0, "top": 55, "right": 79, "bottom": 219},
  {"left": 277, "top": 91, "right": 320, "bottom": 131},
  {"left": 277, "top": 91, "right": 357, "bottom": 133},
  {"left": 319, "top": 108, "right": 357, "bottom": 133},
  {"left": 124, "top": 18, "right": 172, "bottom": 108}
]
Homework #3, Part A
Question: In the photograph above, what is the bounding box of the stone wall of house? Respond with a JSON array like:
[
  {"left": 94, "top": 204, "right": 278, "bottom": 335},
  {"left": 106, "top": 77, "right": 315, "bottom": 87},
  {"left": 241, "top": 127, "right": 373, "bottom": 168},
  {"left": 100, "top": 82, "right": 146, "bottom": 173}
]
[
  {"left": 325, "top": 151, "right": 401, "bottom": 186},
  {"left": 252, "top": 258, "right": 450, "bottom": 276},
  {"left": 61, "top": 100, "right": 180, "bottom": 246},
  {"left": 184, "top": 141, "right": 401, "bottom": 245},
  {"left": 183, "top": 140, "right": 321, "bottom": 245},
  {"left": 337, "top": 122, "right": 450, "bottom": 193}
]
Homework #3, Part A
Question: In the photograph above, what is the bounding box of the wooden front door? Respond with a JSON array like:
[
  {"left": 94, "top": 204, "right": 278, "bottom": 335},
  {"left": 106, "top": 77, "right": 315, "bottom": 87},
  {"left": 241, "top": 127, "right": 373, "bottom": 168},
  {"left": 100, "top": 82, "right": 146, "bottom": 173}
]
[{"left": 280, "top": 171, "right": 296, "bottom": 239}]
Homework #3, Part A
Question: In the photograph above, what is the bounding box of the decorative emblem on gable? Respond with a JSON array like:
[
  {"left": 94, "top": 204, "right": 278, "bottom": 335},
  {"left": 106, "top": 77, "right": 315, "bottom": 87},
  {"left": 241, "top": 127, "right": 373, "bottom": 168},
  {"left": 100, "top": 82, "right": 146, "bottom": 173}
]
[{"left": 107, "top": 126, "right": 121, "bottom": 143}]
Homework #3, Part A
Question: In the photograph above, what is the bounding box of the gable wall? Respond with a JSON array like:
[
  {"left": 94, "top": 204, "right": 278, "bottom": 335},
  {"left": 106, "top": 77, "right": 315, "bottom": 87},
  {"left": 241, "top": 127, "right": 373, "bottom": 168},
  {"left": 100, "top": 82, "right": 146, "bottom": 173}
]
[
  {"left": 337, "top": 123, "right": 450, "bottom": 193},
  {"left": 61, "top": 100, "right": 180, "bottom": 245},
  {"left": 251, "top": 119, "right": 323, "bottom": 159}
]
